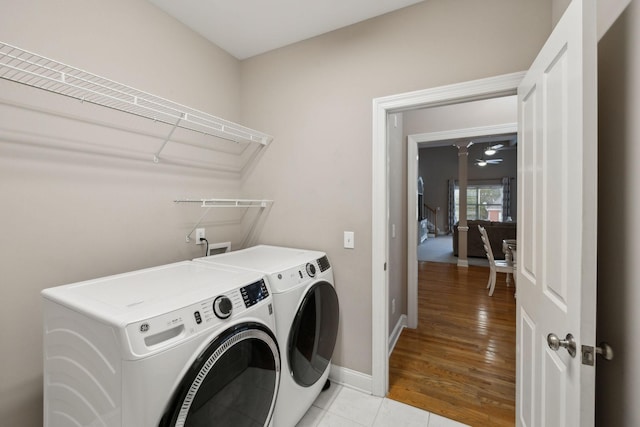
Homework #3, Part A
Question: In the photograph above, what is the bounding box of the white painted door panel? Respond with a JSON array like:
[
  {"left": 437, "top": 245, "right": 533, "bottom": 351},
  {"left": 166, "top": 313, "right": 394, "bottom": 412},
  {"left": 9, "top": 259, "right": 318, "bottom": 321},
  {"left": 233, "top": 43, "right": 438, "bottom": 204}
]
[{"left": 516, "top": 0, "right": 597, "bottom": 426}]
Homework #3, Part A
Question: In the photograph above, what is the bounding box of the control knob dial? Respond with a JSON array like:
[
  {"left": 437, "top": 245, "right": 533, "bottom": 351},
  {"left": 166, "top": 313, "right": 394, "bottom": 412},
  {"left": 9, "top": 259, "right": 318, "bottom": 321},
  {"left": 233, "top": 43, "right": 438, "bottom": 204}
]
[
  {"left": 306, "top": 263, "right": 316, "bottom": 278},
  {"left": 213, "top": 295, "right": 233, "bottom": 319}
]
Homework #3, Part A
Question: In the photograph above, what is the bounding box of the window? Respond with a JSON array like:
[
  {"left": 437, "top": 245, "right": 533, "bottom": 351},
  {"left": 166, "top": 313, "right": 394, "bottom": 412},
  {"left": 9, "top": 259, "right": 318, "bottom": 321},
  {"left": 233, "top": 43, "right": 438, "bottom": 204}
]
[{"left": 454, "top": 184, "right": 503, "bottom": 222}]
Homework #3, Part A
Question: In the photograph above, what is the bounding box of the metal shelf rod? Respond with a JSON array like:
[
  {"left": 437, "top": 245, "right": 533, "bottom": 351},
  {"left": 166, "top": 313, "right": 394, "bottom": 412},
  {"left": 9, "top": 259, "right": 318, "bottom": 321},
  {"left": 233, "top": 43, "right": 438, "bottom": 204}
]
[
  {"left": 175, "top": 199, "right": 272, "bottom": 208},
  {"left": 154, "top": 115, "right": 184, "bottom": 163}
]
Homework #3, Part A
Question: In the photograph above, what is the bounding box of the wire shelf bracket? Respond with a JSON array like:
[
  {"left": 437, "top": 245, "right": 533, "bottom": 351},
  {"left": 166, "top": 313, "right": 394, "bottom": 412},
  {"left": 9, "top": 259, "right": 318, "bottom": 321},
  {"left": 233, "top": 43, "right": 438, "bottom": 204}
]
[
  {"left": 0, "top": 41, "right": 273, "bottom": 162},
  {"left": 154, "top": 115, "right": 184, "bottom": 163}
]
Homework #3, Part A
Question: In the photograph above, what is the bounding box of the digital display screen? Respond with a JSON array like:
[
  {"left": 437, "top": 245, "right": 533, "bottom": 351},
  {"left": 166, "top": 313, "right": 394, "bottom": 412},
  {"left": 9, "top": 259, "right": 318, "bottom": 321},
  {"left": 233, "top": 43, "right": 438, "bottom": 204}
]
[{"left": 240, "top": 280, "right": 269, "bottom": 307}]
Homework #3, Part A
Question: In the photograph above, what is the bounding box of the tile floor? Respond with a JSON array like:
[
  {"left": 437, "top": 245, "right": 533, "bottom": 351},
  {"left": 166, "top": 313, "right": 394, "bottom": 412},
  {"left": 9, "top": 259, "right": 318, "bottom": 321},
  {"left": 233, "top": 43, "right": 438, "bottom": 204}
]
[{"left": 296, "top": 384, "right": 469, "bottom": 427}]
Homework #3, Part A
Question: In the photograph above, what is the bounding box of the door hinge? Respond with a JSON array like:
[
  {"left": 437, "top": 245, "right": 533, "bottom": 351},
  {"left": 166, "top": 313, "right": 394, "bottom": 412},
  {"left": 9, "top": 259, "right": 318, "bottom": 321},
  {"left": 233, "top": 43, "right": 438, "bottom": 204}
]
[
  {"left": 581, "top": 343, "right": 614, "bottom": 366},
  {"left": 384, "top": 262, "right": 387, "bottom": 271}
]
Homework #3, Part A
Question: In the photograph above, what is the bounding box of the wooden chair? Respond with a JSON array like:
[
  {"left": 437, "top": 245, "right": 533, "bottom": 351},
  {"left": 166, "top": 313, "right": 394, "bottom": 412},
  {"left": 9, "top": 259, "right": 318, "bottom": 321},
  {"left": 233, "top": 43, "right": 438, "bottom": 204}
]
[{"left": 478, "top": 225, "right": 514, "bottom": 296}]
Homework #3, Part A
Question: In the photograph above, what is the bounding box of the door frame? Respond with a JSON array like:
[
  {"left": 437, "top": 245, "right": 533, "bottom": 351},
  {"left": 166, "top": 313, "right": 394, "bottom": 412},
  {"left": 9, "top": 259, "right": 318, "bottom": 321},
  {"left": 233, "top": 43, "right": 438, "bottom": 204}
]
[
  {"left": 372, "top": 71, "right": 525, "bottom": 396},
  {"left": 406, "top": 122, "right": 517, "bottom": 329}
]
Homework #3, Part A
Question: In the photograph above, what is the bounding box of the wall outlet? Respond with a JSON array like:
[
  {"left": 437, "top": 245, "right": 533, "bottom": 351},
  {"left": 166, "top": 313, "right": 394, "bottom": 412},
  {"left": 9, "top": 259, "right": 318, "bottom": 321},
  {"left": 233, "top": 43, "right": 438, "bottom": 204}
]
[{"left": 195, "top": 228, "right": 205, "bottom": 244}]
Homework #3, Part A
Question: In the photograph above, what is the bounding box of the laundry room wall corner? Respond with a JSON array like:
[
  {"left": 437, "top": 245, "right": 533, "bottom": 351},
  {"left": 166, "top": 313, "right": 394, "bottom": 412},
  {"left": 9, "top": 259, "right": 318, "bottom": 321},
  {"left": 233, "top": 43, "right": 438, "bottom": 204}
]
[
  {"left": 0, "top": 1, "right": 246, "bottom": 426},
  {"left": 329, "top": 364, "right": 374, "bottom": 394}
]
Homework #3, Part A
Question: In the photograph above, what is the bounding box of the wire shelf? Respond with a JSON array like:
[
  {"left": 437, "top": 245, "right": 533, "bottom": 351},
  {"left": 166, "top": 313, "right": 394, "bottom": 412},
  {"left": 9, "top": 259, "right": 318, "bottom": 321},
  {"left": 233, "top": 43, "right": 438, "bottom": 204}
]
[
  {"left": 0, "top": 42, "right": 273, "bottom": 147},
  {"left": 174, "top": 198, "right": 273, "bottom": 242},
  {"left": 175, "top": 198, "right": 272, "bottom": 208}
]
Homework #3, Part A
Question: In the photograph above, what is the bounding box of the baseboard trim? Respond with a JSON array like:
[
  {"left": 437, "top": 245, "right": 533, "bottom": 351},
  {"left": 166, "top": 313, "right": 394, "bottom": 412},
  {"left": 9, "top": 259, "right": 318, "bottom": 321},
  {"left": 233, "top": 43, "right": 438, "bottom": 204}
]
[
  {"left": 389, "top": 314, "right": 407, "bottom": 356},
  {"left": 326, "top": 315, "right": 406, "bottom": 396},
  {"left": 329, "top": 364, "right": 373, "bottom": 394}
]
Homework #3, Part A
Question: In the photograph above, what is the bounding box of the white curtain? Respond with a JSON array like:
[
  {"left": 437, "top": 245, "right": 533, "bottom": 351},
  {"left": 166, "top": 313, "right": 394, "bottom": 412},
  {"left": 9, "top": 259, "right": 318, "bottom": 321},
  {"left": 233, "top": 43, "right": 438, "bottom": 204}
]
[{"left": 448, "top": 179, "right": 456, "bottom": 233}]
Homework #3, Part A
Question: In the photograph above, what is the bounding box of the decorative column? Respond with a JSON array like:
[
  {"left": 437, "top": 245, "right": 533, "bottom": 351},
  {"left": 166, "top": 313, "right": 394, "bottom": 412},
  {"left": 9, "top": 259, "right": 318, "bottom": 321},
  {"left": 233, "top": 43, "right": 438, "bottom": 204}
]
[{"left": 456, "top": 144, "right": 470, "bottom": 267}]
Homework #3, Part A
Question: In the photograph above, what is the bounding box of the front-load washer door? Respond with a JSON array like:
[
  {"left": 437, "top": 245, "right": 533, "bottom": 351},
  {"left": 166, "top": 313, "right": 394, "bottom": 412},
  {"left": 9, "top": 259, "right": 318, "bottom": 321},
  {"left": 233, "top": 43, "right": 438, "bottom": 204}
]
[
  {"left": 160, "top": 322, "right": 280, "bottom": 427},
  {"left": 288, "top": 281, "right": 339, "bottom": 387}
]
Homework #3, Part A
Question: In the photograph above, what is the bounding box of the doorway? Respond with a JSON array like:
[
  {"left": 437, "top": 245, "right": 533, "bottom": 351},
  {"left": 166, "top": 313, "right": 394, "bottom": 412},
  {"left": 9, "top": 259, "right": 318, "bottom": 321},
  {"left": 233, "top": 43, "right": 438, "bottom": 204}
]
[
  {"left": 406, "top": 121, "right": 518, "bottom": 329},
  {"left": 371, "top": 72, "right": 525, "bottom": 397},
  {"left": 388, "top": 98, "right": 519, "bottom": 425}
]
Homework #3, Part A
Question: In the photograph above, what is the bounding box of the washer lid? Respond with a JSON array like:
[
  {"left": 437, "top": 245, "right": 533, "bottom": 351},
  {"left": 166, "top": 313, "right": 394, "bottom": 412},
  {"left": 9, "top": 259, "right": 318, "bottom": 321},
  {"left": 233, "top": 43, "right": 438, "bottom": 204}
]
[
  {"left": 41, "top": 261, "right": 266, "bottom": 325},
  {"left": 196, "top": 245, "right": 325, "bottom": 274}
]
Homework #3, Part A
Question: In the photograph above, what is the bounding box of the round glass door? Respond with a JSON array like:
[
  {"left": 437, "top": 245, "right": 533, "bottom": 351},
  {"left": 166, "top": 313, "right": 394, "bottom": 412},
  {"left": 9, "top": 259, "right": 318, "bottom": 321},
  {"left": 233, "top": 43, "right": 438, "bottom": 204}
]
[
  {"left": 288, "top": 281, "right": 339, "bottom": 387},
  {"left": 160, "top": 322, "right": 280, "bottom": 427}
]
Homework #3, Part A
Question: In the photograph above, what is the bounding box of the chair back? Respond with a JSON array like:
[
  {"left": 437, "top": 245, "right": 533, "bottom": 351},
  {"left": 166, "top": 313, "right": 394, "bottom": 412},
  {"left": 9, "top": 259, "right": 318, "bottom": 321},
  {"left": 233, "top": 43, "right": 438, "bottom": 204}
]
[{"left": 478, "top": 225, "right": 496, "bottom": 262}]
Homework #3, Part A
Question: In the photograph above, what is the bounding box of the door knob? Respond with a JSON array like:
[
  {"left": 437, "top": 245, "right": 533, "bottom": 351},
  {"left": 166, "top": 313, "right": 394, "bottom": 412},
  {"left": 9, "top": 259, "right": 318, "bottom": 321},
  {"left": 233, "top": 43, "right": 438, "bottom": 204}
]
[
  {"left": 596, "top": 342, "right": 614, "bottom": 361},
  {"left": 581, "top": 342, "right": 614, "bottom": 365},
  {"left": 547, "top": 333, "right": 577, "bottom": 357}
]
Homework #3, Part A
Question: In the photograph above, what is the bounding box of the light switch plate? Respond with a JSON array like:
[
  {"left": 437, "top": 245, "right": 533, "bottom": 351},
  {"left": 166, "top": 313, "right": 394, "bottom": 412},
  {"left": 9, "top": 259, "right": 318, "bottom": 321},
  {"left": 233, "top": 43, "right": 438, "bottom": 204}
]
[{"left": 344, "top": 231, "right": 355, "bottom": 249}]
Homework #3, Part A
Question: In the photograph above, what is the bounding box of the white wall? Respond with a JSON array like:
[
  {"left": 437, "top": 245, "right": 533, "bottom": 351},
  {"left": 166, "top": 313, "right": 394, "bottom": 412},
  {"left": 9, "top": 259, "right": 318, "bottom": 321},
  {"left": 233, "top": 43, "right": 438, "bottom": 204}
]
[
  {"left": 239, "top": 0, "right": 552, "bottom": 375},
  {"left": 0, "top": 1, "right": 244, "bottom": 425},
  {"left": 596, "top": 1, "right": 640, "bottom": 424},
  {"left": 403, "top": 96, "right": 517, "bottom": 136}
]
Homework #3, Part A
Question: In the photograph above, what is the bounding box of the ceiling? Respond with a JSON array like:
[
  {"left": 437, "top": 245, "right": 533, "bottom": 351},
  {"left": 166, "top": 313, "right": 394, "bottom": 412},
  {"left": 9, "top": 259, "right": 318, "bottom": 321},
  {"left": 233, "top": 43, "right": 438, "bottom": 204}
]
[
  {"left": 418, "top": 133, "right": 518, "bottom": 150},
  {"left": 148, "top": 0, "right": 424, "bottom": 60}
]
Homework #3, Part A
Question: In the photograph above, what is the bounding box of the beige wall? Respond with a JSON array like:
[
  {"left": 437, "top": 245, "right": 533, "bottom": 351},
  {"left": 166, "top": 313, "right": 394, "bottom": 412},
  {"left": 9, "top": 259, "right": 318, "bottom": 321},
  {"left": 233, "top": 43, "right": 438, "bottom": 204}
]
[
  {"left": 0, "top": 1, "right": 244, "bottom": 425},
  {"left": 0, "top": 0, "right": 241, "bottom": 119},
  {"left": 552, "top": 0, "right": 572, "bottom": 26},
  {"left": 239, "top": 0, "right": 552, "bottom": 374},
  {"left": 597, "top": 1, "right": 640, "bottom": 424}
]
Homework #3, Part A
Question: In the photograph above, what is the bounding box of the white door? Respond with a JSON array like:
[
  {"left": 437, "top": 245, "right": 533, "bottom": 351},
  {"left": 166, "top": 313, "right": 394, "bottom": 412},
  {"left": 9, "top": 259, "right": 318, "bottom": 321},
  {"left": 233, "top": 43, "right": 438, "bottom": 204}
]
[{"left": 516, "top": 0, "right": 597, "bottom": 426}]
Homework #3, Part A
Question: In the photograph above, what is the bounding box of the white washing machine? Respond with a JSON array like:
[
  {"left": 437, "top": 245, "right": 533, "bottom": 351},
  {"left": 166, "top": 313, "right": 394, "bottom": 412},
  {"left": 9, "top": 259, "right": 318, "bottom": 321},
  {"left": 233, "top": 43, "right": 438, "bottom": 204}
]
[
  {"left": 42, "top": 261, "right": 280, "bottom": 427},
  {"left": 195, "top": 245, "right": 339, "bottom": 427}
]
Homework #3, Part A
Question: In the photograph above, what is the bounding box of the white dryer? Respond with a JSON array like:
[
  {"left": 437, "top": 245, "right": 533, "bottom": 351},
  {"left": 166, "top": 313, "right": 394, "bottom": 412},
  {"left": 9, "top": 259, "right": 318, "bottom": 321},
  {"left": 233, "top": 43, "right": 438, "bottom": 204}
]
[
  {"left": 42, "top": 261, "right": 280, "bottom": 427},
  {"left": 195, "top": 245, "right": 339, "bottom": 427}
]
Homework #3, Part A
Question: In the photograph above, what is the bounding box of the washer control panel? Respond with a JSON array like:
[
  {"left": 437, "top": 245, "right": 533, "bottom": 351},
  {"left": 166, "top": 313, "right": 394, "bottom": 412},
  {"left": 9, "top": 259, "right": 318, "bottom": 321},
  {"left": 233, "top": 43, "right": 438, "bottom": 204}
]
[
  {"left": 271, "top": 260, "right": 323, "bottom": 293},
  {"left": 212, "top": 295, "right": 233, "bottom": 319},
  {"left": 125, "top": 278, "right": 271, "bottom": 358},
  {"left": 305, "top": 263, "right": 317, "bottom": 278},
  {"left": 192, "top": 290, "right": 243, "bottom": 328},
  {"left": 240, "top": 279, "right": 269, "bottom": 308}
]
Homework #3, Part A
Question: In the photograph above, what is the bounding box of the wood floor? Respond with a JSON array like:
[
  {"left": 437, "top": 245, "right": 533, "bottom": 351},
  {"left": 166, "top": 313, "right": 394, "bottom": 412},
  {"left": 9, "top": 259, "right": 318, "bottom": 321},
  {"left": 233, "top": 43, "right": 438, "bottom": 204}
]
[{"left": 387, "top": 261, "right": 516, "bottom": 426}]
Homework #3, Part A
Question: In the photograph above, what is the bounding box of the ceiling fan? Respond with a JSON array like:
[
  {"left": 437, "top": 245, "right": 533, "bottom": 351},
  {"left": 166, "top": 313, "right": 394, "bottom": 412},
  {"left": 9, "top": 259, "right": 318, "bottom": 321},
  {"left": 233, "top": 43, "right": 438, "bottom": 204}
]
[
  {"left": 483, "top": 143, "right": 505, "bottom": 156},
  {"left": 475, "top": 153, "right": 503, "bottom": 167},
  {"left": 475, "top": 143, "right": 505, "bottom": 166},
  {"left": 475, "top": 157, "right": 503, "bottom": 167}
]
